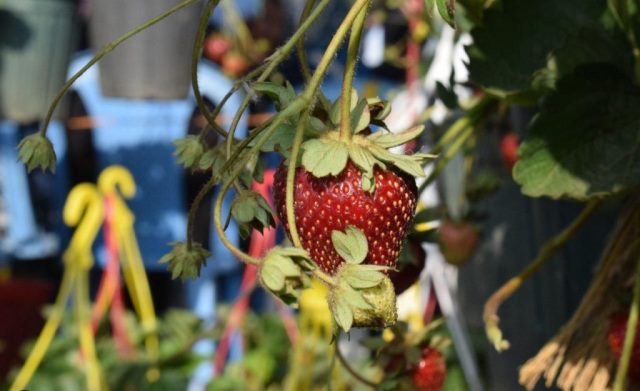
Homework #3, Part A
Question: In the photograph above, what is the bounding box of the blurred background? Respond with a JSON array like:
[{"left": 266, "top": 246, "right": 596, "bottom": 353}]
[{"left": 0, "top": 0, "right": 623, "bottom": 390}]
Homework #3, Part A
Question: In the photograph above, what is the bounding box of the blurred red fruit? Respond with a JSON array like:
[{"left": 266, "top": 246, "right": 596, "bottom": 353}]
[
  {"left": 411, "top": 347, "right": 446, "bottom": 391},
  {"left": 438, "top": 220, "right": 479, "bottom": 266},
  {"left": 500, "top": 132, "right": 518, "bottom": 171},
  {"left": 203, "top": 34, "right": 231, "bottom": 63}
]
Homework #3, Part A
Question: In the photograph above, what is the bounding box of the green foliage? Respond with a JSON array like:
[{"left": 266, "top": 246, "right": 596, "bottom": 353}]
[
  {"left": 173, "top": 135, "right": 205, "bottom": 169},
  {"left": 230, "top": 190, "right": 276, "bottom": 239},
  {"left": 514, "top": 65, "right": 640, "bottom": 200},
  {"left": 467, "top": 0, "right": 613, "bottom": 95},
  {"left": 258, "top": 247, "right": 314, "bottom": 306},
  {"left": 7, "top": 309, "right": 205, "bottom": 391},
  {"left": 159, "top": 241, "right": 211, "bottom": 280},
  {"left": 17, "top": 133, "right": 57, "bottom": 173}
]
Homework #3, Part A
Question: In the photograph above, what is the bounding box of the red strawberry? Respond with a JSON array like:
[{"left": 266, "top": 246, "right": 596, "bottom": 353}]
[
  {"left": 438, "top": 220, "right": 479, "bottom": 266},
  {"left": 500, "top": 132, "right": 518, "bottom": 171},
  {"left": 203, "top": 34, "right": 231, "bottom": 63},
  {"left": 607, "top": 311, "right": 640, "bottom": 382},
  {"left": 411, "top": 348, "right": 446, "bottom": 391},
  {"left": 273, "top": 160, "right": 417, "bottom": 275}
]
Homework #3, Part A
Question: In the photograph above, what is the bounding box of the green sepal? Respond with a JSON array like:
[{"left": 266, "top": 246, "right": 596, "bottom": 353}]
[
  {"left": 436, "top": 0, "right": 455, "bottom": 27},
  {"left": 366, "top": 125, "right": 425, "bottom": 148},
  {"left": 173, "top": 135, "right": 205, "bottom": 169},
  {"left": 331, "top": 225, "right": 368, "bottom": 264},
  {"left": 17, "top": 134, "right": 57, "bottom": 173},
  {"left": 301, "top": 137, "right": 349, "bottom": 177},
  {"left": 159, "top": 241, "right": 211, "bottom": 281},
  {"left": 258, "top": 247, "right": 313, "bottom": 306},
  {"left": 230, "top": 191, "right": 276, "bottom": 239},
  {"left": 340, "top": 264, "right": 386, "bottom": 289}
]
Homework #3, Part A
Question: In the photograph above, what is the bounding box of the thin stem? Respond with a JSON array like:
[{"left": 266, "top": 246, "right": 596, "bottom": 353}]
[
  {"left": 339, "top": 4, "right": 369, "bottom": 141},
  {"left": 224, "top": 0, "right": 332, "bottom": 157},
  {"left": 285, "top": 110, "right": 310, "bottom": 249},
  {"left": 37, "top": 0, "right": 200, "bottom": 138},
  {"left": 612, "top": 249, "right": 640, "bottom": 391},
  {"left": 417, "top": 95, "right": 495, "bottom": 195},
  {"left": 296, "top": 0, "right": 317, "bottom": 82},
  {"left": 212, "top": 99, "right": 308, "bottom": 264},
  {"left": 283, "top": 0, "right": 372, "bottom": 256},
  {"left": 191, "top": 0, "right": 228, "bottom": 138},
  {"left": 483, "top": 200, "right": 601, "bottom": 351},
  {"left": 335, "top": 339, "right": 378, "bottom": 388}
]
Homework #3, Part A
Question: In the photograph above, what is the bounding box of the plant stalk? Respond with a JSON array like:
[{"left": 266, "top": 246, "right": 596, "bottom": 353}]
[
  {"left": 339, "top": 3, "right": 369, "bottom": 141},
  {"left": 483, "top": 200, "right": 601, "bottom": 351}
]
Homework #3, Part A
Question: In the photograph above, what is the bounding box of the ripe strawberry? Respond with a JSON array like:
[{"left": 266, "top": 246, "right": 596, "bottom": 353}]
[
  {"left": 273, "top": 160, "right": 417, "bottom": 275},
  {"left": 411, "top": 348, "right": 446, "bottom": 391},
  {"left": 607, "top": 311, "right": 640, "bottom": 382},
  {"left": 438, "top": 220, "right": 479, "bottom": 266},
  {"left": 500, "top": 132, "right": 518, "bottom": 171},
  {"left": 203, "top": 34, "right": 231, "bottom": 63}
]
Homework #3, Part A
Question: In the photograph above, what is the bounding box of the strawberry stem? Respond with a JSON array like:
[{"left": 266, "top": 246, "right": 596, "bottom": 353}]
[
  {"left": 296, "top": 0, "right": 317, "bottom": 82},
  {"left": 612, "top": 248, "right": 640, "bottom": 391},
  {"left": 35, "top": 0, "right": 202, "bottom": 140},
  {"left": 339, "top": 3, "right": 370, "bottom": 141},
  {"left": 483, "top": 200, "right": 601, "bottom": 351},
  {"left": 191, "top": 0, "right": 228, "bottom": 139},
  {"left": 285, "top": 0, "right": 373, "bottom": 255},
  {"left": 223, "top": 0, "right": 332, "bottom": 158}
]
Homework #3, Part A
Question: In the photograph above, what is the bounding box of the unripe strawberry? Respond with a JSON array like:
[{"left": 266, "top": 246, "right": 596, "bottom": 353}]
[
  {"left": 438, "top": 220, "right": 479, "bottom": 266},
  {"left": 273, "top": 161, "right": 417, "bottom": 275}
]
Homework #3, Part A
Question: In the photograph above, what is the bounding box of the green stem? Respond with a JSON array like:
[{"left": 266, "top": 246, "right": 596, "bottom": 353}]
[
  {"left": 191, "top": 0, "right": 228, "bottom": 138},
  {"left": 335, "top": 338, "right": 378, "bottom": 388},
  {"left": 483, "top": 200, "right": 601, "bottom": 351},
  {"left": 296, "top": 0, "right": 317, "bottom": 82},
  {"left": 223, "top": 0, "right": 332, "bottom": 157},
  {"left": 612, "top": 248, "right": 640, "bottom": 391},
  {"left": 417, "top": 95, "right": 495, "bottom": 194},
  {"left": 212, "top": 99, "right": 308, "bottom": 264},
  {"left": 284, "top": 0, "right": 373, "bottom": 254},
  {"left": 339, "top": 4, "right": 369, "bottom": 141},
  {"left": 37, "top": 0, "right": 200, "bottom": 138}
]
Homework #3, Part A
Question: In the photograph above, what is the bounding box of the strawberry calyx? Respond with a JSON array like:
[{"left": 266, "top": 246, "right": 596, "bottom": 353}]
[
  {"left": 299, "top": 90, "right": 434, "bottom": 192},
  {"left": 327, "top": 225, "right": 397, "bottom": 331},
  {"left": 258, "top": 247, "right": 316, "bottom": 306},
  {"left": 159, "top": 241, "right": 211, "bottom": 281},
  {"left": 229, "top": 190, "right": 277, "bottom": 239},
  {"left": 17, "top": 133, "right": 57, "bottom": 174}
]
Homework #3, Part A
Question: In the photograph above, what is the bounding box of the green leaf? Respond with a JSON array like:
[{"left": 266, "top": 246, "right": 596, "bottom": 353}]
[
  {"left": 231, "top": 195, "right": 259, "bottom": 223},
  {"left": 260, "top": 263, "right": 285, "bottom": 292},
  {"left": 467, "top": 0, "right": 609, "bottom": 94},
  {"left": 367, "top": 125, "right": 425, "bottom": 148},
  {"left": 436, "top": 0, "right": 455, "bottom": 26},
  {"left": 260, "top": 123, "right": 296, "bottom": 153},
  {"left": 253, "top": 81, "right": 296, "bottom": 110},
  {"left": 301, "top": 138, "right": 349, "bottom": 177},
  {"left": 514, "top": 65, "right": 640, "bottom": 200},
  {"left": 341, "top": 265, "right": 385, "bottom": 289},
  {"left": 347, "top": 144, "right": 379, "bottom": 173},
  {"left": 331, "top": 225, "right": 368, "bottom": 264},
  {"left": 330, "top": 296, "right": 354, "bottom": 332}
]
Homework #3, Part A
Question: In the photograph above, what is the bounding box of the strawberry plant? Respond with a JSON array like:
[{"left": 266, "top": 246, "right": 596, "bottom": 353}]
[{"left": 15, "top": 0, "right": 640, "bottom": 389}]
